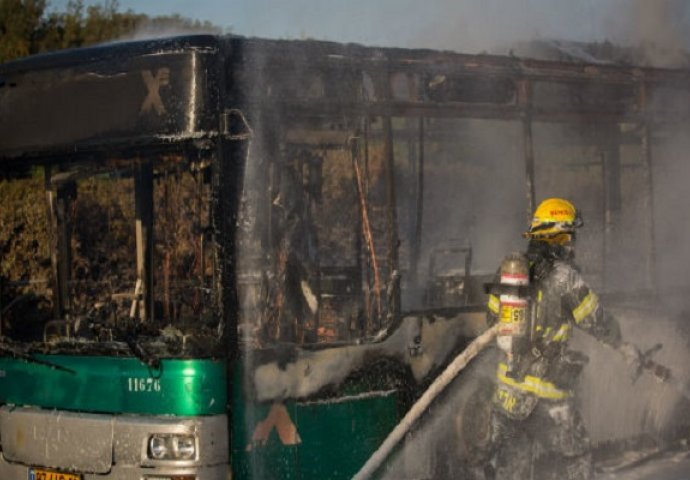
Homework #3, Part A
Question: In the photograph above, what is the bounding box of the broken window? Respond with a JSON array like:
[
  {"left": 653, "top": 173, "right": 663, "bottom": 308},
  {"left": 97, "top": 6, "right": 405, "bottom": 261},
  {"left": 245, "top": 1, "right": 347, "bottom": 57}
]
[
  {"left": 0, "top": 169, "right": 52, "bottom": 342},
  {"left": 0, "top": 157, "right": 218, "bottom": 355}
]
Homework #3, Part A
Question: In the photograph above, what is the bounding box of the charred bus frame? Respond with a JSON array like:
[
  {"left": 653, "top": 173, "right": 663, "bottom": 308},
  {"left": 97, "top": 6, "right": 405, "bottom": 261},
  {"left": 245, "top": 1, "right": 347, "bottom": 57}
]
[{"left": 0, "top": 35, "right": 689, "bottom": 480}]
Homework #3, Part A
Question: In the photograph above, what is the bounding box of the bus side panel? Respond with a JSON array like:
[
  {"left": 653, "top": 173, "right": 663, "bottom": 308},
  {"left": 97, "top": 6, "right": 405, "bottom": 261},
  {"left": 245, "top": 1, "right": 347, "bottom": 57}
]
[{"left": 231, "top": 364, "right": 401, "bottom": 479}]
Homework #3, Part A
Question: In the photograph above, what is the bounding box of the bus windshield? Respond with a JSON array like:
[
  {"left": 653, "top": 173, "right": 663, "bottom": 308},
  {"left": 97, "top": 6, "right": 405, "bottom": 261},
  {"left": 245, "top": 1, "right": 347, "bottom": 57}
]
[{"left": 0, "top": 155, "right": 220, "bottom": 359}]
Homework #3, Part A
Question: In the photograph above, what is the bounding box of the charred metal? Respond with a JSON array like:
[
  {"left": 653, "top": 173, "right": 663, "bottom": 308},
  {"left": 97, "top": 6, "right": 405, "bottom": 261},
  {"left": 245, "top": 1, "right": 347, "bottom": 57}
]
[{"left": 1, "top": 34, "right": 690, "bottom": 479}]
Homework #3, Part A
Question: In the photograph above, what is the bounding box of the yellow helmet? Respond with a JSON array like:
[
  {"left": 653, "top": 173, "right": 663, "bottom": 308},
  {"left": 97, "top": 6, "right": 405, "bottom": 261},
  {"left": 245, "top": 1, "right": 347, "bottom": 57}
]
[{"left": 524, "top": 198, "right": 583, "bottom": 242}]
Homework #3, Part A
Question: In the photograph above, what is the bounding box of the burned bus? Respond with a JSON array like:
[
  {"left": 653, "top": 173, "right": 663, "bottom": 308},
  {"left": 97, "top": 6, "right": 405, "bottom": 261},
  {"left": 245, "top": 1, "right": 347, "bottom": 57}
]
[{"left": 1, "top": 35, "right": 690, "bottom": 480}]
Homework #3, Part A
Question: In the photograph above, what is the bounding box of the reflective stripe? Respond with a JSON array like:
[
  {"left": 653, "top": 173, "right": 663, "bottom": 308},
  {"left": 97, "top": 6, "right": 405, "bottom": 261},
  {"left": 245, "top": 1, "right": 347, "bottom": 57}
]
[
  {"left": 551, "top": 323, "right": 570, "bottom": 342},
  {"left": 573, "top": 291, "right": 599, "bottom": 324},
  {"left": 488, "top": 294, "right": 500, "bottom": 314},
  {"left": 497, "top": 362, "right": 569, "bottom": 400}
]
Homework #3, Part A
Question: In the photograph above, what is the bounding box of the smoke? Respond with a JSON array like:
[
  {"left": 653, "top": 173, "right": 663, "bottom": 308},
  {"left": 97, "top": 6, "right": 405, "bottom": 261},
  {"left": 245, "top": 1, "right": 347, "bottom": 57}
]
[
  {"left": 119, "top": 26, "right": 216, "bottom": 42},
  {"left": 619, "top": 0, "right": 690, "bottom": 66},
  {"left": 381, "top": 348, "right": 498, "bottom": 480},
  {"left": 228, "top": 1, "right": 690, "bottom": 475},
  {"left": 652, "top": 126, "right": 690, "bottom": 299},
  {"left": 407, "top": 0, "right": 690, "bottom": 67},
  {"left": 575, "top": 306, "right": 690, "bottom": 444},
  {"left": 106, "top": 0, "right": 690, "bottom": 67},
  {"left": 112, "top": 21, "right": 220, "bottom": 43},
  {"left": 388, "top": 1, "right": 690, "bottom": 474},
  {"left": 414, "top": 118, "right": 525, "bottom": 289}
]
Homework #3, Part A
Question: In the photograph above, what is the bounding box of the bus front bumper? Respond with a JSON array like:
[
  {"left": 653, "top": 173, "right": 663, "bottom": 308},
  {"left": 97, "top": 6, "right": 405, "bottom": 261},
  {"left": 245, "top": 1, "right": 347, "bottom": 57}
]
[{"left": 0, "top": 406, "right": 229, "bottom": 480}]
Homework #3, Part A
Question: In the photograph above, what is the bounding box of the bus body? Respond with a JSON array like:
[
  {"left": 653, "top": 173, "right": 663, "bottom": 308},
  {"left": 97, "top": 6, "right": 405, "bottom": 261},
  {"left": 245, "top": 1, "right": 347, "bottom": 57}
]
[{"left": 1, "top": 35, "right": 690, "bottom": 479}]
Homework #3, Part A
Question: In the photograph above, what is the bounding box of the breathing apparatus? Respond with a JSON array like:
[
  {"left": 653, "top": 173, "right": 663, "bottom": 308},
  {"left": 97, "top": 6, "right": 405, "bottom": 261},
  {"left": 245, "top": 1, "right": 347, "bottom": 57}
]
[{"left": 495, "top": 252, "right": 532, "bottom": 378}]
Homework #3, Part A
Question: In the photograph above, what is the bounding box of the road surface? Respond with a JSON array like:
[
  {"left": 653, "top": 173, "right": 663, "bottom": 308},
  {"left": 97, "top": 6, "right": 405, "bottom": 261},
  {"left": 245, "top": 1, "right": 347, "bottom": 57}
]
[{"left": 597, "top": 449, "right": 690, "bottom": 480}]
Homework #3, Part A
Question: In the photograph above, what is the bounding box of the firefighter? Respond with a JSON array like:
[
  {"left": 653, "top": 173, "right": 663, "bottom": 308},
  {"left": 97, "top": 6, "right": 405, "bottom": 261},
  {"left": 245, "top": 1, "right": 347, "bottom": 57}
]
[{"left": 484, "top": 198, "right": 642, "bottom": 480}]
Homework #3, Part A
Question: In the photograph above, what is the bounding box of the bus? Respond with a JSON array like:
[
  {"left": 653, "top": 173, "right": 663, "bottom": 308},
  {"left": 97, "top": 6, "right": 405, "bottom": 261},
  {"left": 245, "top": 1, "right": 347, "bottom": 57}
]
[{"left": 1, "top": 34, "right": 690, "bottom": 479}]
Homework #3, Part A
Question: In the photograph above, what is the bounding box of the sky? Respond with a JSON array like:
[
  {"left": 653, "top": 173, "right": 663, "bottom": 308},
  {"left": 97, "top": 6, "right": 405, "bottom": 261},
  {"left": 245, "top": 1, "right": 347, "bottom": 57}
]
[{"left": 50, "top": 0, "right": 690, "bottom": 56}]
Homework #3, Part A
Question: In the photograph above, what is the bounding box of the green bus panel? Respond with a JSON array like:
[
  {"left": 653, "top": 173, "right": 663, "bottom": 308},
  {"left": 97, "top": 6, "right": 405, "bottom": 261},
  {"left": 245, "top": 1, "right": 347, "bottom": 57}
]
[
  {"left": 0, "top": 355, "right": 226, "bottom": 416},
  {"left": 231, "top": 366, "right": 402, "bottom": 480}
]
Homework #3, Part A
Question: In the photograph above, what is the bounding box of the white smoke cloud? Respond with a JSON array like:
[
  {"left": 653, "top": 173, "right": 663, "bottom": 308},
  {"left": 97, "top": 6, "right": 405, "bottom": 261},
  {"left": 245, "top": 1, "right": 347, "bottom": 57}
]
[{"left": 406, "top": 0, "right": 690, "bottom": 67}]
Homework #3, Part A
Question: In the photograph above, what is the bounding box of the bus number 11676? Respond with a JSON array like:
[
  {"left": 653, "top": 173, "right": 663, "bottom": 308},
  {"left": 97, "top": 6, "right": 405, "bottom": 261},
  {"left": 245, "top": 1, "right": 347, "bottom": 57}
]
[{"left": 127, "top": 377, "right": 161, "bottom": 393}]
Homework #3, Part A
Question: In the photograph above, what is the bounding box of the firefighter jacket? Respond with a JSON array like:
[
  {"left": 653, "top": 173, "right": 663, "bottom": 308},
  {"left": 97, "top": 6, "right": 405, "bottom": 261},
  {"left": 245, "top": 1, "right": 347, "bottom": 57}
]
[{"left": 486, "top": 242, "right": 622, "bottom": 420}]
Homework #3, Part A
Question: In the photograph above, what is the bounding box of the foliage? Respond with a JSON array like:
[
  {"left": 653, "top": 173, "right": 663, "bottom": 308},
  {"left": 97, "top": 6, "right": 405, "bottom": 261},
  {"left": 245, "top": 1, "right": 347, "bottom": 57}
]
[
  {"left": 0, "top": 171, "right": 50, "bottom": 284},
  {"left": 0, "top": 0, "right": 221, "bottom": 63}
]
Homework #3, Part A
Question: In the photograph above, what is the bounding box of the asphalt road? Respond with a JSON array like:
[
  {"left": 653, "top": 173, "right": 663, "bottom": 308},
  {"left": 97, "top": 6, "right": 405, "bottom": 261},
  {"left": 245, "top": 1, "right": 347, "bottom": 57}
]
[{"left": 597, "top": 450, "right": 690, "bottom": 480}]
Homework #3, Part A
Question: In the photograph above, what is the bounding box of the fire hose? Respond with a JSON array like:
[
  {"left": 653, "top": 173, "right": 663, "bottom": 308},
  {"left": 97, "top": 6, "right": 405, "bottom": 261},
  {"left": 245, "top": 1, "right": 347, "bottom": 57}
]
[
  {"left": 352, "top": 324, "right": 499, "bottom": 480},
  {"left": 352, "top": 328, "right": 685, "bottom": 480}
]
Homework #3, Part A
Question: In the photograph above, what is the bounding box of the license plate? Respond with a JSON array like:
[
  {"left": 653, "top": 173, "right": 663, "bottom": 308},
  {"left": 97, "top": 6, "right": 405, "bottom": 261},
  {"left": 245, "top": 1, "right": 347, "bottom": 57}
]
[{"left": 28, "top": 467, "right": 82, "bottom": 480}]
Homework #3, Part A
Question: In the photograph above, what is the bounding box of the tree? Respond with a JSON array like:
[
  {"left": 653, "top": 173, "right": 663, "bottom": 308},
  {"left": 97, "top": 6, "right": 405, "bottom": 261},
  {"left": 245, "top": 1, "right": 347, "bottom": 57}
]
[
  {"left": 0, "top": 0, "right": 222, "bottom": 63},
  {"left": 0, "top": 0, "right": 47, "bottom": 62}
]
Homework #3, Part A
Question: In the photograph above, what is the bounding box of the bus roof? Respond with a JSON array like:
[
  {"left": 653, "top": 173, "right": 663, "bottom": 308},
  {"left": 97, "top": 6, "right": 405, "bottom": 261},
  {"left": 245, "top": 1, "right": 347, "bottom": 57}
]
[
  {"left": 0, "top": 35, "right": 222, "bottom": 164},
  {"left": 2, "top": 34, "right": 690, "bottom": 165}
]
